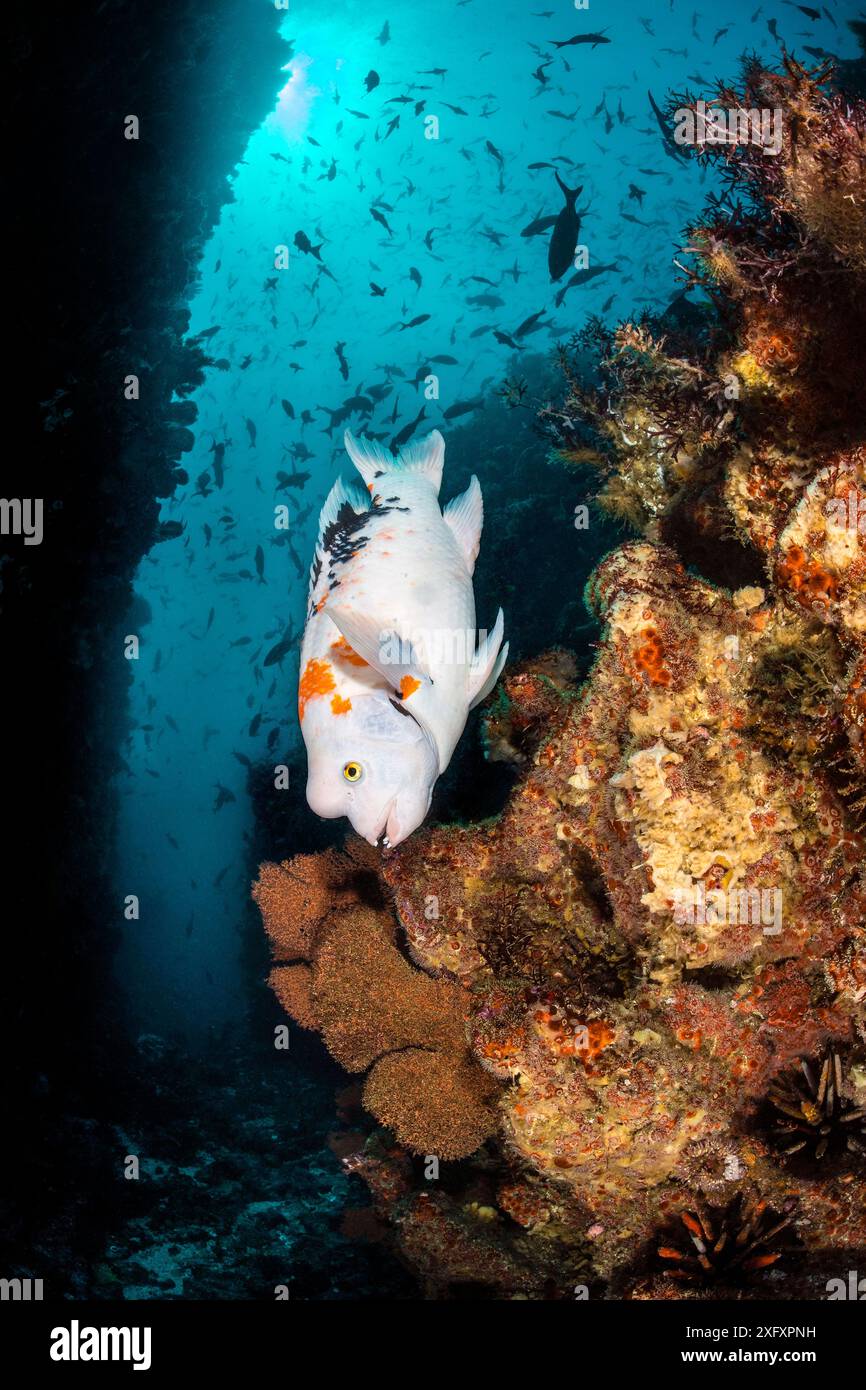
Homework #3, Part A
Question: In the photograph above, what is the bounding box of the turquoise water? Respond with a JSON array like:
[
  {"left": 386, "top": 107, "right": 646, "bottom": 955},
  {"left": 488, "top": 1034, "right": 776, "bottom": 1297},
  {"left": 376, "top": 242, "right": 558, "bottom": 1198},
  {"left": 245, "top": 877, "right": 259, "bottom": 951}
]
[{"left": 114, "top": 0, "right": 857, "bottom": 1033}]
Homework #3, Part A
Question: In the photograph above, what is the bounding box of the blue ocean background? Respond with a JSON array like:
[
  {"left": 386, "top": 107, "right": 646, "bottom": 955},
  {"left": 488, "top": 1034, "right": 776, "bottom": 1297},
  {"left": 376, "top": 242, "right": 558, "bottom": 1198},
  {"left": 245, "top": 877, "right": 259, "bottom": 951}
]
[{"left": 113, "top": 0, "right": 858, "bottom": 1038}]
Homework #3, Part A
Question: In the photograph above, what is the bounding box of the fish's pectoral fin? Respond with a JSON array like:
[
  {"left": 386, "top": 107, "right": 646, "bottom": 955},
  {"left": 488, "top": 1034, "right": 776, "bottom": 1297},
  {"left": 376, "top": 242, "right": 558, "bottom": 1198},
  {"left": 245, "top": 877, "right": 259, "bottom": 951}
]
[
  {"left": 471, "top": 641, "right": 509, "bottom": 710},
  {"left": 327, "top": 604, "right": 432, "bottom": 693},
  {"left": 468, "top": 609, "right": 507, "bottom": 709},
  {"left": 443, "top": 475, "right": 484, "bottom": 575}
]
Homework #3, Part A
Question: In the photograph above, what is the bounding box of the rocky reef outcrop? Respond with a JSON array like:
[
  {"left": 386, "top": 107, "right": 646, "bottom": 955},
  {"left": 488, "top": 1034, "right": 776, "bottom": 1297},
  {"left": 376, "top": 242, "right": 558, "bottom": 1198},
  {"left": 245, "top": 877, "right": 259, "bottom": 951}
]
[{"left": 255, "top": 55, "right": 865, "bottom": 1298}]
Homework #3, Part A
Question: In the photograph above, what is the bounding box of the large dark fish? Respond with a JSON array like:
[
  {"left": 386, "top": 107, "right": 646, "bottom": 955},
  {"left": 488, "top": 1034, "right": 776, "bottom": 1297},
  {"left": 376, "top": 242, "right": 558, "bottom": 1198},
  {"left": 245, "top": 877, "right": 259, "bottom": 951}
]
[
  {"left": 547, "top": 172, "right": 583, "bottom": 283},
  {"left": 550, "top": 30, "right": 610, "bottom": 49}
]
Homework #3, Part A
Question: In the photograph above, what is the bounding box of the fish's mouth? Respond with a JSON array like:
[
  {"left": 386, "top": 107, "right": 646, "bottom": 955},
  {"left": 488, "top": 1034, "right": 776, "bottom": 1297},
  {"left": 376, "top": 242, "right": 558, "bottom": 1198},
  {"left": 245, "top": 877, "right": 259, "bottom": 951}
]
[
  {"left": 363, "top": 797, "right": 419, "bottom": 850},
  {"left": 364, "top": 798, "right": 396, "bottom": 849}
]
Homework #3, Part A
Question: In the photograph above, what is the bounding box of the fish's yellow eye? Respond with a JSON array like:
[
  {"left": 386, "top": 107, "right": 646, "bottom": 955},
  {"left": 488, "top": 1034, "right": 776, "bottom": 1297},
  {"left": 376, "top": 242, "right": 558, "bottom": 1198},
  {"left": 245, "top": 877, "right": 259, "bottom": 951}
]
[{"left": 342, "top": 761, "right": 363, "bottom": 783}]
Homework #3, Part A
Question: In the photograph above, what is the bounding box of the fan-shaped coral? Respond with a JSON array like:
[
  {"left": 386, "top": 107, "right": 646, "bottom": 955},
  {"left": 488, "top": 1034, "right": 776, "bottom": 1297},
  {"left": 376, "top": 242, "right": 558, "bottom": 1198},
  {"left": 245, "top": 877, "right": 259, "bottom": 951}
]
[{"left": 253, "top": 849, "right": 500, "bottom": 1161}]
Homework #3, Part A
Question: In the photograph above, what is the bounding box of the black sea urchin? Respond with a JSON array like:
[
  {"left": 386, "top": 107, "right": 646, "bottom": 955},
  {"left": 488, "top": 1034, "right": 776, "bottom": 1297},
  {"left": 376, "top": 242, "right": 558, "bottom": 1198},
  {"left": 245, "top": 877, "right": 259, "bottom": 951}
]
[{"left": 768, "top": 1048, "right": 866, "bottom": 1163}]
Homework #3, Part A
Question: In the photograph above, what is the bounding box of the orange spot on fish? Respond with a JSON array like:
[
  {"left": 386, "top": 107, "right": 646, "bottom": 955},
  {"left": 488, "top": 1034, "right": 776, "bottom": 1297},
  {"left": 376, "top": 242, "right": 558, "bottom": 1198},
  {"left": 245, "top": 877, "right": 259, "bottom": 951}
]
[
  {"left": 330, "top": 636, "right": 368, "bottom": 667},
  {"left": 298, "top": 658, "right": 335, "bottom": 720},
  {"left": 331, "top": 694, "right": 352, "bottom": 715},
  {"left": 400, "top": 675, "right": 421, "bottom": 699},
  {"left": 314, "top": 591, "right": 329, "bottom": 613}
]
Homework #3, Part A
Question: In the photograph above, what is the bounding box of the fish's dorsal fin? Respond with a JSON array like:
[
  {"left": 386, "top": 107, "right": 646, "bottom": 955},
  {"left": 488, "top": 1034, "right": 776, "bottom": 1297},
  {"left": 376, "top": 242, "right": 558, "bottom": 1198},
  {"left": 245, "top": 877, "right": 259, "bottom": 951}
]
[
  {"left": 344, "top": 428, "right": 445, "bottom": 496},
  {"left": 316, "top": 476, "right": 368, "bottom": 540},
  {"left": 468, "top": 608, "right": 507, "bottom": 709},
  {"left": 342, "top": 432, "right": 394, "bottom": 488},
  {"left": 326, "top": 604, "right": 433, "bottom": 695},
  {"left": 443, "top": 475, "right": 484, "bottom": 575},
  {"left": 307, "top": 477, "right": 367, "bottom": 602}
]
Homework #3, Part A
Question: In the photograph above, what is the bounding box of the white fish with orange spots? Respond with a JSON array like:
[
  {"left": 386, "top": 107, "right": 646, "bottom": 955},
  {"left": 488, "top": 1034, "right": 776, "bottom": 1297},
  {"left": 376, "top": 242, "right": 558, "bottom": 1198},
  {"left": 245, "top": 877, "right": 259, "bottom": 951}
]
[{"left": 297, "top": 428, "right": 508, "bottom": 847}]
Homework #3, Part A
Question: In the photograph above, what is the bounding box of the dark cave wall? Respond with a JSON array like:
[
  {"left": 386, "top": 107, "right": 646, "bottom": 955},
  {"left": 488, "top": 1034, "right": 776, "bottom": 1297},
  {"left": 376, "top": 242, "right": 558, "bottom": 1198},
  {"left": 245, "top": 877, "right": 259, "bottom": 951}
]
[{"left": 2, "top": 0, "right": 285, "bottom": 1259}]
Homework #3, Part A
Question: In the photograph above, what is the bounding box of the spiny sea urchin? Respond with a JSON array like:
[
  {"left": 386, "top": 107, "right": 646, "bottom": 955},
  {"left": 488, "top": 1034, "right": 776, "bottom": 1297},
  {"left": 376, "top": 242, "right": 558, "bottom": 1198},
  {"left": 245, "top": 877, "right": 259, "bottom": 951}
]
[
  {"left": 767, "top": 1048, "right": 866, "bottom": 1163},
  {"left": 656, "top": 1194, "right": 799, "bottom": 1285}
]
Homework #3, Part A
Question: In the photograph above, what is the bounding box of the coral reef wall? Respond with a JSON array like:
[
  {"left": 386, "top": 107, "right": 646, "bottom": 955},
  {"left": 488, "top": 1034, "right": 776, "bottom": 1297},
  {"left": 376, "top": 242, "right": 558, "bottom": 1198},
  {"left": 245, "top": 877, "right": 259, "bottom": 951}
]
[{"left": 255, "top": 55, "right": 865, "bottom": 1298}]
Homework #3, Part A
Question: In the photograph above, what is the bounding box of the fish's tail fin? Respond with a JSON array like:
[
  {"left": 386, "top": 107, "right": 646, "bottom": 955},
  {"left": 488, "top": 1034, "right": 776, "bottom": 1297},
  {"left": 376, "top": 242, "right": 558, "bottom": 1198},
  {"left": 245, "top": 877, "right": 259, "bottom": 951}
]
[
  {"left": 555, "top": 170, "right": 582, "bottom": 206},
  {"left": 345, "top": 428, "right": 445, "bottom": 495}
]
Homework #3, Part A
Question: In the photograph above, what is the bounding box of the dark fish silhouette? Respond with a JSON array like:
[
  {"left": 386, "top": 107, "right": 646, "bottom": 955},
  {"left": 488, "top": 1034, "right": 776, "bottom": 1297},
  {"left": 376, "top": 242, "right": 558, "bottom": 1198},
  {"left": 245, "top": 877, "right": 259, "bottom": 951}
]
[
  {"left": 390, "top": 406, "right": 426, "bottom": 452},
  {"left": 548, "top": 172, "right": 583, "bottom": 283},
  {"left": 486, "top": 140, "right": 504, "bottom": 166},
  {"left": 443, "top": 396, "right": 484, "bottom": 420},
  {"left": 294, "top": 230, "right": 324, "bottom": 260},
  {"left": 521, "top": 212, "right": 557, "bottom": 238},
  {"left": 263, "top": 628, "right": 297, "bottom": 667},
  {"left": 371, "top": 205, "right": 394, "bottom": 235},
  {"left": 550, "top": 30, "right": 610, "bottom": 49},
  {"left": 214, "top": 784, "right": 236, "bottom": 810},
  {"left": 275, "top": 469, "right": 311, "bottom": 490},
  {"left": 648, "top": 89, "right": 691, "bottom": 162},
  {"left": 554, "top": 262, "right": 618, "bottom": 308},
  {"left": 514, "top": 310, "right": 547, "bottom": 338},
  {"left": 209, "top": 438, "right": 230, "bottom": 488}
]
